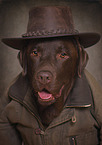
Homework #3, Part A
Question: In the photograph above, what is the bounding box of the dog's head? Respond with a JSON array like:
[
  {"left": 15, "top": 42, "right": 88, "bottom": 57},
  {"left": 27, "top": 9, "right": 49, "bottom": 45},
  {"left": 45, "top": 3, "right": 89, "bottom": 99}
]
[{"left": 18, "top": 37, "right": 88, "bottom": 106}]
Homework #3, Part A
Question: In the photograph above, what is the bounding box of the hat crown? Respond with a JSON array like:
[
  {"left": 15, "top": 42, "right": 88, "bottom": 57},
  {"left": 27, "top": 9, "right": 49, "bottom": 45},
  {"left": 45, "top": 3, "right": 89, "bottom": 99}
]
[
  {"left": 23, "top": 6, "right": 76, "bottom": 37},
  {"left": 2, "top": 6, "right": 100, "bottom": 50}
]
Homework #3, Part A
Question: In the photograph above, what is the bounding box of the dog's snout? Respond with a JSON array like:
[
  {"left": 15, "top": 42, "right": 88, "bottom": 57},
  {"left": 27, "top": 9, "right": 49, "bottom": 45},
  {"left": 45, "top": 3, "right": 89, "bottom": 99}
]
[{"left": 36, "top": 71, "right": 53, "bottom": 84}]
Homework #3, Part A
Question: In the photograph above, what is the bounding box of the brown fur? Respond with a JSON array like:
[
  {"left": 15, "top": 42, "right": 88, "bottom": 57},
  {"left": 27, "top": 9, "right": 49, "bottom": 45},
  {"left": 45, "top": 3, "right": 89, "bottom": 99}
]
[{"left": 18, "top": 37, "right": 88, "bottom": 127}]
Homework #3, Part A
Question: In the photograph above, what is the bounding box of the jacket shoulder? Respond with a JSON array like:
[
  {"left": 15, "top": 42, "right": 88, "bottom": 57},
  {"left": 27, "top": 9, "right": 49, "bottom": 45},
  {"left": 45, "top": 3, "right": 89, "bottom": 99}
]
[
  {"left": 84, "top": 69, "right": 102, "bottom": 98},
  {"left": 84, "top": 69, "right": 102, "bottom": 125},
  {"left": 0, "top": 73, "right": 23, "bottom": 115}
]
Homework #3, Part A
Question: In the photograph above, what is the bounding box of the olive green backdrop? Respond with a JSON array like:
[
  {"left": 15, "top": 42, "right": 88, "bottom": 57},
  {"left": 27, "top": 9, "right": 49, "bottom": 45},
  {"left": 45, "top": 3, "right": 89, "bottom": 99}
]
[{"left": 0, "top": 0, "right": 102, "bottom": 96}]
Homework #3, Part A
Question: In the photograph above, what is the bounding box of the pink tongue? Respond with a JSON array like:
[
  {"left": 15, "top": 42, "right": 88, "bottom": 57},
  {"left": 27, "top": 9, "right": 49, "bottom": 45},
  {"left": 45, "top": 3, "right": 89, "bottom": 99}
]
[{"left": 38, "top": 91, "right": 53, "bottom": 100}]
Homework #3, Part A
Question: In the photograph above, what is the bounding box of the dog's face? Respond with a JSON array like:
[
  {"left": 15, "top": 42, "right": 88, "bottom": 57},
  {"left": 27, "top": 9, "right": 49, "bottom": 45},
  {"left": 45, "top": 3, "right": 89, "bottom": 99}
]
[{"left": 26, "top": 38, "right": 78, "bottom": 106}]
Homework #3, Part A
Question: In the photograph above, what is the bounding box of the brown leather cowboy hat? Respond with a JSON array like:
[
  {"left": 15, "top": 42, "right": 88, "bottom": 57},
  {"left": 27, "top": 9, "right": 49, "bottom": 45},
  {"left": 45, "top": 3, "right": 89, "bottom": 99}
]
[{"left": 2, "top": 6, "right": 100, "bottom": 50}]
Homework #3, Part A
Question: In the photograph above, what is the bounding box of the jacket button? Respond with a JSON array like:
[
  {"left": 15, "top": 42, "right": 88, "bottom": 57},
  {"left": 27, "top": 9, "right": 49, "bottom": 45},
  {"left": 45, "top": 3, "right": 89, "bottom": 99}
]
[
  {"left": 35, "top": 128, "right": 41, "bottom": 135},
  {"left": 35, "top": 128, "right": 44, "bottom": 135}
]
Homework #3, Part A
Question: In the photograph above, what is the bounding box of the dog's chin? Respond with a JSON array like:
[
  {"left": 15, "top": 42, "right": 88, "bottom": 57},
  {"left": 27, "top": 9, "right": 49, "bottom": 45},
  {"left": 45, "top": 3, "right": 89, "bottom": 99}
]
[{"left": 36, "top": 85, "right": 64, "bottom": 106}]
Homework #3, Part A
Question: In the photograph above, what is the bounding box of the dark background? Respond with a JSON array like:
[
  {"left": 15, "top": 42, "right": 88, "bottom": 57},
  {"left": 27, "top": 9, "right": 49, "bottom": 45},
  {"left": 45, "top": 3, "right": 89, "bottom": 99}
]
[{"left": 0, "top": 0, "right": 102, "bottom": 96}]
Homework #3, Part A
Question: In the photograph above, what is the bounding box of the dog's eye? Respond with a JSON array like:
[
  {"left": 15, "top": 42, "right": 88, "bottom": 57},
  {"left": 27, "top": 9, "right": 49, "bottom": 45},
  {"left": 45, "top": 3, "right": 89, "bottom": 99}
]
[
  {"left": 60, "top": 52, "right": 69, "bottom": 59},
  {"left": 32, "top": 50, "right": 38, "bottom": 56}
]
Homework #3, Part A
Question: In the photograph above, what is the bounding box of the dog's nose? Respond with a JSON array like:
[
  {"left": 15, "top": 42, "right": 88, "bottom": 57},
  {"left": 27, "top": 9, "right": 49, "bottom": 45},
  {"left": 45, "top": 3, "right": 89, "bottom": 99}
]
[{"left": 37, "top": 71, "right": 53, "bottom": 84}]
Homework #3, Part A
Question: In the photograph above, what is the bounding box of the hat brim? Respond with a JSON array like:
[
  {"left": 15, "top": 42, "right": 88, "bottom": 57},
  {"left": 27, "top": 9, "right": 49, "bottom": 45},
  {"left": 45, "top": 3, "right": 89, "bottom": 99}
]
[{"left": 2, "top": 32, "right": 100, "bottom": 50}]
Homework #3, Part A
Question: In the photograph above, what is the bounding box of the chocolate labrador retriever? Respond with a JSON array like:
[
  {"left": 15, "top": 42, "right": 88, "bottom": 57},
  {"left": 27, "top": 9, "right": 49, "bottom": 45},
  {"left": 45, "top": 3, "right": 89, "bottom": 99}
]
[
  {"left": 19, "top": 37, "right": 87, "bottom": 127},
  {"left": 1, "top": 6, "right": 101, "bottom": 145}
]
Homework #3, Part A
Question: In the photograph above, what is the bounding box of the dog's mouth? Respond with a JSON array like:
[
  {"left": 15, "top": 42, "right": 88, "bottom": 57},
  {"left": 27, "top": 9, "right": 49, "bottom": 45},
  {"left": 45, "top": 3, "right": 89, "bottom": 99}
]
[
  {"left": 37, "top": 86, "right": 64, "bottom": 106},
  {"left": 38, "top": 89, "right": 54, "bottom": 100}
]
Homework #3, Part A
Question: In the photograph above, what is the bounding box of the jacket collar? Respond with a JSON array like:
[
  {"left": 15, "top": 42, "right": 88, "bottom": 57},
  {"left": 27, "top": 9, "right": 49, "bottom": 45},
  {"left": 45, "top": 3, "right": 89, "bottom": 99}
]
[
  {"left": 8, "top": 73, "right": 29, "bottom": 103},
  {"left": 8, "top": 71, "right": 92, "bottom": 109},
  {"left": 65, "top": 72, "right": 92, "bottom": 108}
]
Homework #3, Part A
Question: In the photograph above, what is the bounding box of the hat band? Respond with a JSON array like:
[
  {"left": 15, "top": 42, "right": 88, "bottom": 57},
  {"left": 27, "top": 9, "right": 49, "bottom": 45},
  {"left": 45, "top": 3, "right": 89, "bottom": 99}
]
[{"left": 22, "top": 29, "right": 79, "bottom": 37}]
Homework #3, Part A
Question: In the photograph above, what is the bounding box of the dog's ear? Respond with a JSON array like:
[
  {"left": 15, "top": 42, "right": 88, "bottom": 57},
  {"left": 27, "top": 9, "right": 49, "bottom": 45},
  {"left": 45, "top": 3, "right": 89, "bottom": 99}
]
[
  {"left": 17, "top": 50, "right": 27, "bottom": 76},
  {"left": 75, "top": 38, "right": 89, "bottom": 78}
]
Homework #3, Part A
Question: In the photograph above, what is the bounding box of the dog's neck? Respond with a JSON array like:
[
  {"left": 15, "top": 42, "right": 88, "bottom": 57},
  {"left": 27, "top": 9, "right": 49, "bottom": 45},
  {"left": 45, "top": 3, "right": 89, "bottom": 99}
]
[{"left": 37, "top": 96, "right": 63, "bottom": 128}]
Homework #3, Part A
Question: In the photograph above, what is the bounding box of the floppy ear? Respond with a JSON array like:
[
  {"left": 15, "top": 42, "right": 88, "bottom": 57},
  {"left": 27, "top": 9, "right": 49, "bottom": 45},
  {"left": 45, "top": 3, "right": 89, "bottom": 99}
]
[
  {"left": 17, "top": 49, "right": 27, "bottom": 76},
  {"left": 75, "top": 38, "right": 89, "bottom": 78}
]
